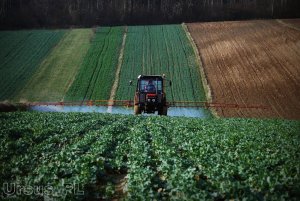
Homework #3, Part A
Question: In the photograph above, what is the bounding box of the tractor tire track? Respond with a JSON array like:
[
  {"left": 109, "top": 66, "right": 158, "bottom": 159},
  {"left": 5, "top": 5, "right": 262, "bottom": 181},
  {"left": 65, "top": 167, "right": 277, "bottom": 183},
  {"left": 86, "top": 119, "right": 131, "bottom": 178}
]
[{"left": 107, "top": 26, "right": 127, "bottom": 111}]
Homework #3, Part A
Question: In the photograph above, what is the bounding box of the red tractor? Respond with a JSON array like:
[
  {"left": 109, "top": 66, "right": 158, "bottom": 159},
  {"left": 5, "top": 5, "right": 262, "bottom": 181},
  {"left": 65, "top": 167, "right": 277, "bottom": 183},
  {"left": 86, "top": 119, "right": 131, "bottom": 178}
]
[{"left": 131, "top": 75, "right": 171, "bottom": 115}]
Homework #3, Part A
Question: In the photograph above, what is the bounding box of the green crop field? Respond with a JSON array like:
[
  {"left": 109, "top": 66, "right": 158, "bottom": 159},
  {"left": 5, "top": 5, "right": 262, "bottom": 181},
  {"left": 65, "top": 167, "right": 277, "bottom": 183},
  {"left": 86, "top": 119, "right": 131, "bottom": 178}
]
[
  {"left": 116, "top": 25, "right": 205, "bottom": 103},
  {"left": 0, "top": 30, "right": 65, "bottom": 101},
  {"left": 65, "top": 27, "right": 124, "bottom": 101},
  {"left": 1, "top": 112, "right": 299, "bottom": 200},
  {"left": 3, "top": 25, "right": 298, "bottom": 200},
  {"left": 15, "top": 29, "right": 93, "bottom": 102},
  {"left": 0, "top": 25, "right": 206, "bottom": 104}
]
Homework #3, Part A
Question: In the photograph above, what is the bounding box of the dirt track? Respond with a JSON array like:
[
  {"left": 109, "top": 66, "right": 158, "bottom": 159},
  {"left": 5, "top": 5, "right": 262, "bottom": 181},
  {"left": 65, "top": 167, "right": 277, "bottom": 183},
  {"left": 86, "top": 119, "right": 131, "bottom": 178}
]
[{"left": 188, "top": 20, "right": 300, "bottom": 119}]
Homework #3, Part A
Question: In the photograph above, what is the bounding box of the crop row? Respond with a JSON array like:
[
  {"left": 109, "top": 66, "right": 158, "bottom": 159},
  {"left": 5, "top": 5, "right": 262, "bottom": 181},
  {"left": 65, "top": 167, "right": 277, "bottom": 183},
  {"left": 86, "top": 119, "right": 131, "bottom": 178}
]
[
  {"left": 0, "top": 30, "right": 65, "bottom": 101},
  {"left": 65, "top": 27, "right": 124, "bottom": 101},
  {"left": 116, "top": 25, "right": 206, "bottom": 103},
  {"left": 15, "top": 29, "right": 93, "bottom": 102},
  {"left": 0, "top": 25, "right": 206, "bottom": 104},
  {"left": 1, "top": 112, "right": 299, "bottom": 200}
]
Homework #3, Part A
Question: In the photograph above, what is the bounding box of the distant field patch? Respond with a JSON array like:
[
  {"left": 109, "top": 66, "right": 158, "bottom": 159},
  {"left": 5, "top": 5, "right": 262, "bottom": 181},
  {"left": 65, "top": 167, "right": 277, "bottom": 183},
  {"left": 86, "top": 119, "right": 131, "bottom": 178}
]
[
  {"left": 115, "top": 25, "right": 206, "bottom": 103},
  {"left": 65, "top": 27, "right": 124, "bottom": 101},
  {"left": 15, "top": 29, "right": 93, "bottom": 102},
  {"left": 0, "top": 30, "right": 65, "bottom": 100},
  {"left": 188, "top": 20, "right": 300, "bottom": 119}
]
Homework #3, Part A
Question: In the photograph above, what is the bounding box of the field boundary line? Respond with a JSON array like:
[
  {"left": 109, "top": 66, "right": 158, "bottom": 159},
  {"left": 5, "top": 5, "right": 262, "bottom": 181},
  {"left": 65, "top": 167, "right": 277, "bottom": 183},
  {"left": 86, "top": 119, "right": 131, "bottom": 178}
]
[
  {"left": 181, "top": 23, "right": 218, "bottom": 118},
  {"left": 108, "top": 26, "right": 127, "bottom": 111},
  {"left": 276, "top": 19, "right": 300, "bottom": 32}
]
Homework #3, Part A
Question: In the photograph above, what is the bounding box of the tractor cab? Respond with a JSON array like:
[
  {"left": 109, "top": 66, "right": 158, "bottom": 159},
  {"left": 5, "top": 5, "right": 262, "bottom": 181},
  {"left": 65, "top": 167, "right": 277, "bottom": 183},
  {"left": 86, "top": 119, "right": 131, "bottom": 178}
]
[
  {"left": 133, "top": 75, "right": 169, "bottom": 115},
  {"left": 139, "top": 76, "right": 162, "bottom": 93}
]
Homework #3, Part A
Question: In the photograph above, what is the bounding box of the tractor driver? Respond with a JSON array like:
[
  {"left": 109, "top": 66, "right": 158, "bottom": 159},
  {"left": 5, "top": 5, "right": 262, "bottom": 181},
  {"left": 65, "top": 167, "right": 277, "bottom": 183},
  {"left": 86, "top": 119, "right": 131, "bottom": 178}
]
[{"left": 145, "top": 80, "right": 156, "bottom": 92}]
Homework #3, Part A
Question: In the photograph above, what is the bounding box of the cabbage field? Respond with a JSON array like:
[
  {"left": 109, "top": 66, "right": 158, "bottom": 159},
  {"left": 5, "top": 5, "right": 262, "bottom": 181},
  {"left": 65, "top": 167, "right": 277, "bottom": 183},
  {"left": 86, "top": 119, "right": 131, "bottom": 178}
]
[{"left": 1, "top": 112, "right": 299, "bottom": 200}]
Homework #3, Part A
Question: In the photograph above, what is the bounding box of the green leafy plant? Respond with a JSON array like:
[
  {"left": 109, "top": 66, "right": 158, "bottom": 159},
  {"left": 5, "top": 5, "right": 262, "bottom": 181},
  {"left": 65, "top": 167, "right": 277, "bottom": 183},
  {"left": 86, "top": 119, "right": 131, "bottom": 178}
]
[{"left": 0, "top": 112, "right": 299, "bottom": 200}]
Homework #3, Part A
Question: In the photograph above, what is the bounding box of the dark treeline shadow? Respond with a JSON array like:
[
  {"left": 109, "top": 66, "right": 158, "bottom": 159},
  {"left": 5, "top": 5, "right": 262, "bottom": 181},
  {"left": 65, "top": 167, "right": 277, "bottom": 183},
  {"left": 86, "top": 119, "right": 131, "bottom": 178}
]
[{"left": 0, "top": 0, "right": 300, "bottom": 29}]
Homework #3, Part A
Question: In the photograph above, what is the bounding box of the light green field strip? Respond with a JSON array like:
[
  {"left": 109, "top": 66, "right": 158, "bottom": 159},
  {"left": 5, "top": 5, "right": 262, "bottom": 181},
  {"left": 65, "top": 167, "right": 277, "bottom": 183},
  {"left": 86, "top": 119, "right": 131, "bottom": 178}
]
[
  {"left": 15, "top": 29, "right": 94, "bottom": 102},
  {"left": 65, "top": 27, "right": 124, "bottom": 101},
  {"left": 0, "top": 30, "right": 65, "bottom": 101},
  {"left": 115, "top": 25, "right": 206, "bottom": 102}
]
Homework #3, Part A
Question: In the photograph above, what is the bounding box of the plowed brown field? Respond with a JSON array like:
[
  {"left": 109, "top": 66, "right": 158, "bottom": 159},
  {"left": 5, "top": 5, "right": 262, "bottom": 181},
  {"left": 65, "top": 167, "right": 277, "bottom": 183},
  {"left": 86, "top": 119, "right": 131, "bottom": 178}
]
[
  {"left": 188, "top": 20, "right": 300, "bottom": 119},
  {"left": 282, "top": 19, "right": 300, "bottom": 30}
]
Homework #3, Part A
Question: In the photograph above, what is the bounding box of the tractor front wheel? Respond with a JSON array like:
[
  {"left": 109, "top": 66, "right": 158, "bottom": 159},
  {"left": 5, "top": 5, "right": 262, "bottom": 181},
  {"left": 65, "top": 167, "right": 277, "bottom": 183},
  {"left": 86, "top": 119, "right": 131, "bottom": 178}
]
[
  {"left": 158, "top": 106, "right": 168, "bottom": 116},
  {"left": 134, "top": 105, "right": 141, "bottom": 115},
  {"left": 162, "top": 106, "right": 168, "bottom": 115}
]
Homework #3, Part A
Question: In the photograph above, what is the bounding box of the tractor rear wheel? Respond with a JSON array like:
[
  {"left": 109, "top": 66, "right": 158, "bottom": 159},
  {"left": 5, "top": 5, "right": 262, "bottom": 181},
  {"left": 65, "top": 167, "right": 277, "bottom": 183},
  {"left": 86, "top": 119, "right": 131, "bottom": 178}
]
[{"left": 134, "top": 105, "right": 141, "bottom": 115}]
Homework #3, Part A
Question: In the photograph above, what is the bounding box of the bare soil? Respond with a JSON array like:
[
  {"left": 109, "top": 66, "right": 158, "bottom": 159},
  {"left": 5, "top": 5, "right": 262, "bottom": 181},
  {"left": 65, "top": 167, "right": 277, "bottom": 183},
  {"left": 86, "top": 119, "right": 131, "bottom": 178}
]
[
  {"left": 188, "top": 20, "right": 300, "bottom": 119},
  {"left": 282, "top": 18, "right": 300, "bottom": 30},
  {"left": 108, "top": 26, "right": 127, "bottom": 103}
]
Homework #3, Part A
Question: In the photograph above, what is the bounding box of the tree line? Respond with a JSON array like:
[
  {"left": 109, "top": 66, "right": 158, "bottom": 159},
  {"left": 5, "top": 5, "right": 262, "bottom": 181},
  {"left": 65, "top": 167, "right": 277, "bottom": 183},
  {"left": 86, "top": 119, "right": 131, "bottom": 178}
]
[{"left": 0, "top": 0, "right": 299, "bottom": 29}]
